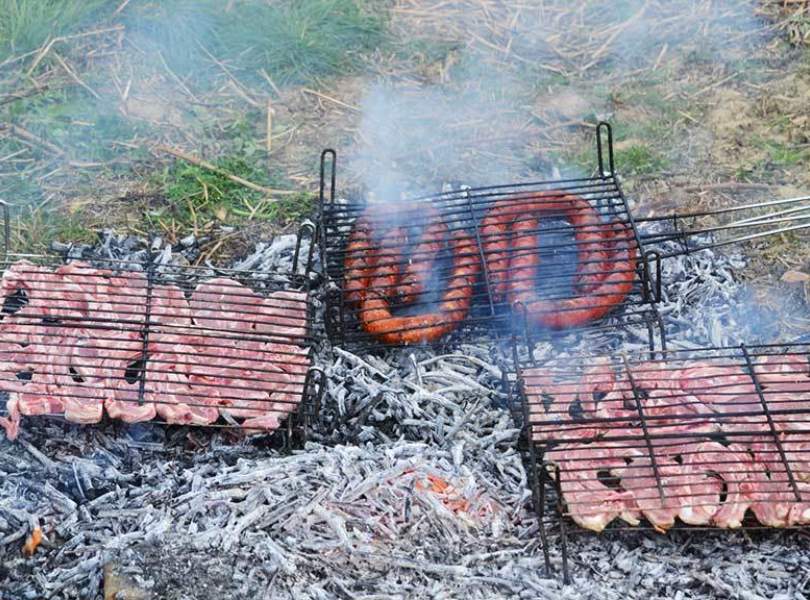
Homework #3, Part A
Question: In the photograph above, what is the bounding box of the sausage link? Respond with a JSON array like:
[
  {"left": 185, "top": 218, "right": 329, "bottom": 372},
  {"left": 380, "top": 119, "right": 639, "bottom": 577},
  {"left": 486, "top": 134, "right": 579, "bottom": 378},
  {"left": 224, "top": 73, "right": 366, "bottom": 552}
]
[
  {"left": 574, "top": 221, "right": 614, "bottom": 294},
  {"left": 367, "top": 226, "right": 407, "bottom": 300},
  {"left": 483, "top": 192, "right": 631, "bottom": 328},
  {"left": 521, "top": 221, "right": 637, "bottom": 329},
  {"left": 507, "top": 215, "right": 540, "bottom": 301},
  {"left": 397, "top": 220, "right": 448, "bottom": 304},
  {"left": 479, "top": 202, "right": 517, "bottom": 301},
  {"left": 343, "top": 218, "right": 374, "bottom": 305},
  {"left": 360, "top": 231, "right": 481, "bottom": 345}
]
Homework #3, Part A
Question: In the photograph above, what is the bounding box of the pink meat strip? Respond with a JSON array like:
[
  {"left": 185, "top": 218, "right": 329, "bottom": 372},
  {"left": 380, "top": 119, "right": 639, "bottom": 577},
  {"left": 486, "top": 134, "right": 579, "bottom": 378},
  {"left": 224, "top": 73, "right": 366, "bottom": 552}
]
[
  {"left": 150, "top": 283, "right": 194, "bottom": 330},
  {"left": 754, "top": 353, "right": 810, "bottom": 388},
  {"left": 748, "top": 429, "right": 810, "bottom": 526},
  {"left": 190, "top": 278, "right": 307, "bottom": 339},
  {"left": 0, "top": 261, "right": 87, "bottom": 324},
  {"left": 524, "top": 358, "right": 615, "bottom": 443},
  {"left": 545, "top": 442, "right": 641, "bottom": 532},
  {"left": 0, "top": 261, "right": 311, "bottom": 436},
  {"left": 188, "top": 337, "right": 288, "bottom": 428},
  {"left": 613, "top": 450, "right": 688, "bottom": 532},
  {"left": 679, "top": 364, "right": 757, "bottom": 409},
  {"left": 145, "top": 333, "right": 219, "bottom": 425},
  {"left": 675, "top": 441, "right": 754, "bottom": 528},
  {"left": 188, "top": 279, "right": 310, "bottom": 431}
]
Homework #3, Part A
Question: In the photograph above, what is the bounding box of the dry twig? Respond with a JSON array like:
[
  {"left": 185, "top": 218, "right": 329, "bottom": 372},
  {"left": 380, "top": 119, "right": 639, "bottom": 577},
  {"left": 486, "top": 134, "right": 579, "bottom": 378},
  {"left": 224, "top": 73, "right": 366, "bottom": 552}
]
[{"left": 154, "top": 145, "right": 297, "bottom": 196}]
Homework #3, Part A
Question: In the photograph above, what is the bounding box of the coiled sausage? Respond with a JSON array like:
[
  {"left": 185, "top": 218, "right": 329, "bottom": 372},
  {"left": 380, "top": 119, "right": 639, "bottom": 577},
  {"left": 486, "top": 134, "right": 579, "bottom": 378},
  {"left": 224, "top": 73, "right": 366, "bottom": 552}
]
[
  {"left": 483, "top": 193, "right": 635, "bottom": 328},
  {"left": 359, "top": 231, "right": 480, "bottom": 344}
]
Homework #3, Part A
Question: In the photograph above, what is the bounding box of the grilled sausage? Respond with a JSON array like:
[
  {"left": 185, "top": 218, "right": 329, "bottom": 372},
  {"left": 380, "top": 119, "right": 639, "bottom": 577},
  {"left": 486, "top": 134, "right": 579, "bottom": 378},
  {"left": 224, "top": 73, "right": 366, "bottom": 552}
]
[
  {"left": 513, "top": 221, "right": 637, "bottom": 329},
  {"left": 359, "top": 231, "right": 481, "bottom": 344},
  {"left": 343, "top": 205, "right": 409, "bottom": 305},
  {"left": 484, "top": 192, "right": 633, "bottom": 328},
  {"left": 482, "top": 192, "right": 614, "bottom": 301},
  {"left": 397, "top": 218, "right": 448, "bottom": 304},
  {"left": 343, "top": 217, "right": 374, "bottom": 305}
]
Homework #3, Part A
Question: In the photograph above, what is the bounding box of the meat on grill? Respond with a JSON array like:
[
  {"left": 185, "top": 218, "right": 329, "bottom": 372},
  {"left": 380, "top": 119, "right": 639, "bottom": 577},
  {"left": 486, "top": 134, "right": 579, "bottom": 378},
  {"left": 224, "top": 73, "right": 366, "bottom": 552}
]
[
  {"left": 523, "top": 358, "right": 615, "bottom": 443},
  {"left": 545, "top": 443, "right": 640, "bottom": 532},
  {"left": 359, "top": 230, "right": 481, "bottom": 345},
  {"left": 0, "top": 262, "right": 310, "bottom": 439},
  {"left": 527, "top": 354, "right": 810, "bottom": 531},
  {"left": 481, "top": 193, "right": 636, "bottom": 328}
]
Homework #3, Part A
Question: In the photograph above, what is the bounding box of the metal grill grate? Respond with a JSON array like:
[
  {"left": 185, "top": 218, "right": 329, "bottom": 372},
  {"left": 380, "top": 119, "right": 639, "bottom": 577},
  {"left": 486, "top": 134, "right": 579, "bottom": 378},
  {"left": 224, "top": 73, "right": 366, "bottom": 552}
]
[
  {"left": 0, "top": 229, "right": 324, "bottom": 444},
  {"left": 510, "top": 341, "right": 810, "bottom": 582},
  {"left": 318, "top": 123, "right": 664, "bottom": 352}
]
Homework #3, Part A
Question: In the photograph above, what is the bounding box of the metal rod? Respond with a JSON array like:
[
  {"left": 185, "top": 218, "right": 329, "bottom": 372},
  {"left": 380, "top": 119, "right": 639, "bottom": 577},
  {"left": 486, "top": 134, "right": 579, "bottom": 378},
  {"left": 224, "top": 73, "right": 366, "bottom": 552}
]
[
  {"left": 554, "top": 465, "right": 571, "bottom": 585},
  {"left": 634, "top": 194, "right": 810, "bottom": 223},
  {"left": 740, "top": 344, "right": 802, "bottom": 503},
  {"left": 136, "top": 249, "right": 155, "bottom": 406},
  {"left": 728, "top": 203, "right": 810, "bottom": 226},
  {"left": 0, "top": 199, "right": 9, "bottom": 263},
  {"left": 596, "top": 121, "right": 615, "bottom": 178},
  {"left": 520, "top": 372, "right": 552, "bottom": 576},
  {"left": 464, "top": 189, "right": 496, "bottom": 317},
  {"left": 656, "top": 221, "right": 810, "bottom": 259},
  {"left": 292, "top": 222, "right": 317, "bottom": 278},
  {"left": 641, "top": 211, "right": 810, "bottom": 243},
  {"left": 621, "top": 354, "right": 666, "bottom": 503}
]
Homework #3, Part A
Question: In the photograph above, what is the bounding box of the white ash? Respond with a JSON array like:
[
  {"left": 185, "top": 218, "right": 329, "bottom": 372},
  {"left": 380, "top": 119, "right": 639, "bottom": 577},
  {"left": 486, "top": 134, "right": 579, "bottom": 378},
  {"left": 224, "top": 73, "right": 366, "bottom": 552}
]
[
  {"left": 50, "top": 228, "right": 317, "bottom": 289},
  {"left": 0, "top": 229, "right": 805, "bottom": 599}
]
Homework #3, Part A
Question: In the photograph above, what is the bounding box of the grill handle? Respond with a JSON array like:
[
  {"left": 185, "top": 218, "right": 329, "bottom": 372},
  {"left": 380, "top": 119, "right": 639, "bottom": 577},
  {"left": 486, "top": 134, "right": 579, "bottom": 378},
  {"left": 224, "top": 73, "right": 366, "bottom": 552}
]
[{"left": 596, "top": 121, "right": 615, "bottom": 178}]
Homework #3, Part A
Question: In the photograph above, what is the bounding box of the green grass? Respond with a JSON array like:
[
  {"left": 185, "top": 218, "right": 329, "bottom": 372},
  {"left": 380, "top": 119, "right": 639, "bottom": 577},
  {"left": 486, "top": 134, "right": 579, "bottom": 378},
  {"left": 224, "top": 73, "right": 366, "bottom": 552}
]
[
  {"left": 13, "top": 206, "right": 97, "bottom": 253},
  {"left": 152, "top": 156, "right": 314, "bottom": 233},
  {"left": 121, "top": 0, "right": 387, "bottom": 86},
  {"left": 614, "top": 144, "right": 668, "bottom": 175},
  {"left": 0, "top": 0, "right": 114, "bottom": 61}
]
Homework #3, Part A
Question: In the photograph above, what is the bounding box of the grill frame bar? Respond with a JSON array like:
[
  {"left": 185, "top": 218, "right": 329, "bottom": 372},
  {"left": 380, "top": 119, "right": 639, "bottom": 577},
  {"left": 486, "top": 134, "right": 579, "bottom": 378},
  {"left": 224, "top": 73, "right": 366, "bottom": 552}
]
[{"left": 318, "top": 123, "right": 665, "bottom": 352}]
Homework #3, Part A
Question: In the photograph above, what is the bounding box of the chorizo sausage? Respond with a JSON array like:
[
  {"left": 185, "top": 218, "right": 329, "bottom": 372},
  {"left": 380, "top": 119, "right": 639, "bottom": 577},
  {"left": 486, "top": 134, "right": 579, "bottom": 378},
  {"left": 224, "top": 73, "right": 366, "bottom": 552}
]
[
  {"left": 514, "top": 221, "right": 637, "bottom": 329},
  {"left": 397, "top": 219, "right": 448, "bottom": 304},
  {"left": 359, "top": 231, "right": 481, "bottom": 344},
  {"left": 482, "top": 193, "right": 615, "bottom": 301},
  {"left": 343, "top": 206, "right": 407, "bottom": 305},
  {"left": 483, "top": 192, "right": 633, "bottom": 328},
  {"left": 343, "top": 217, "right": 374, "bottom": 305}
]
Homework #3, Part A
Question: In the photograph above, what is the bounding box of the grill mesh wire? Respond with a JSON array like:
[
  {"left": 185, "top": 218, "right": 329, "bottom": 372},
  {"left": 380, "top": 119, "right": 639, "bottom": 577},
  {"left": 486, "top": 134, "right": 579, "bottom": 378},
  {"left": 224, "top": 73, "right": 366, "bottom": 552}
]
[
  {"left": 319, "top": 124, "right": 665, "bottom": 352},
  {"left": 0, "top": 246, "right": 323, "bottom": 439},
  {"left": 512, "top": 341, "right": 810, "bottom": 582}
]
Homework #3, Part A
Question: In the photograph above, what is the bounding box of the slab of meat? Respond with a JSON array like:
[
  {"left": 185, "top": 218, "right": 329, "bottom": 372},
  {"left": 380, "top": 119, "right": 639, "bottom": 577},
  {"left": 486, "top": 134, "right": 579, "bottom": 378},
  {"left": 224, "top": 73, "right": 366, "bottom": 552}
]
[
  {"left": 613, "top": 451, "right": 687, "bottom": 532},
  {"left": 1, "top": 261, "right": 86, "bottom": 323},
  {"left": 0, "top": 260, "right": 311, "bottom": 436},
  {"left": 545, "top": 443, "right": 641, "bottom": 532},
  {"left": 672, "top": 441, "right": 754, "bottom": 528},
  {"left": 754, "top": 353, "right": 810, "bottom": 389},
  {"left": 150, "top": 283, "right": 193, "bottom": 329},
  {"left": 524, "top": 359, "right": 616, "bottom": 443},
  {"left": 190, "top": 279, "right": 307, "bottom": 340},
  {"left": 679, "top": 364, "right": 757, "bottom": 408},
  {"left": 0, "top": 329, "right": 106, "bottom": 424},
  {"left": 144, "top": 333, "right": 219, "bottom": 425}
]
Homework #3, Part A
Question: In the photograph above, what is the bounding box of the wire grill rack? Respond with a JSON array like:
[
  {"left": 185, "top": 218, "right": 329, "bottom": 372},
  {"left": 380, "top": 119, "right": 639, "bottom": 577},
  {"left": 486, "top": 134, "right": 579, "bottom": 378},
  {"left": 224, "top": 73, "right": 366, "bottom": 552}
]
[
  {"left": 318, "top": 123, "right": 665, "bottom": 352},
  {"left": 0, "top": 222, "right": 324, "bottom": 445},
  {"left": 510, "top": 341, "right": 810, "bottom": 582}
]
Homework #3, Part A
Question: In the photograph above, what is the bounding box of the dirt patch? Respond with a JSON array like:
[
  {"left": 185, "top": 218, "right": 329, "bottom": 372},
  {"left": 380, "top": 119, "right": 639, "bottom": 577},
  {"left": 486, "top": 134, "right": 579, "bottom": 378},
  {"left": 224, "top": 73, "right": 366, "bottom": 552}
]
[{"left": 708, "top": 74, "right": 810, "bottom": 178}]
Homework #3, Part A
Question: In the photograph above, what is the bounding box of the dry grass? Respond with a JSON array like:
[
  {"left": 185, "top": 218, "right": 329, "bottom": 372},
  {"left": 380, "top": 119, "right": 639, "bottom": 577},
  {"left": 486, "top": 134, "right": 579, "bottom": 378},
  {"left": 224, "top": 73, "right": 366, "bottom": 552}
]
[{"left": 0, "top": 0, "right": 808, "bottom": 274}]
